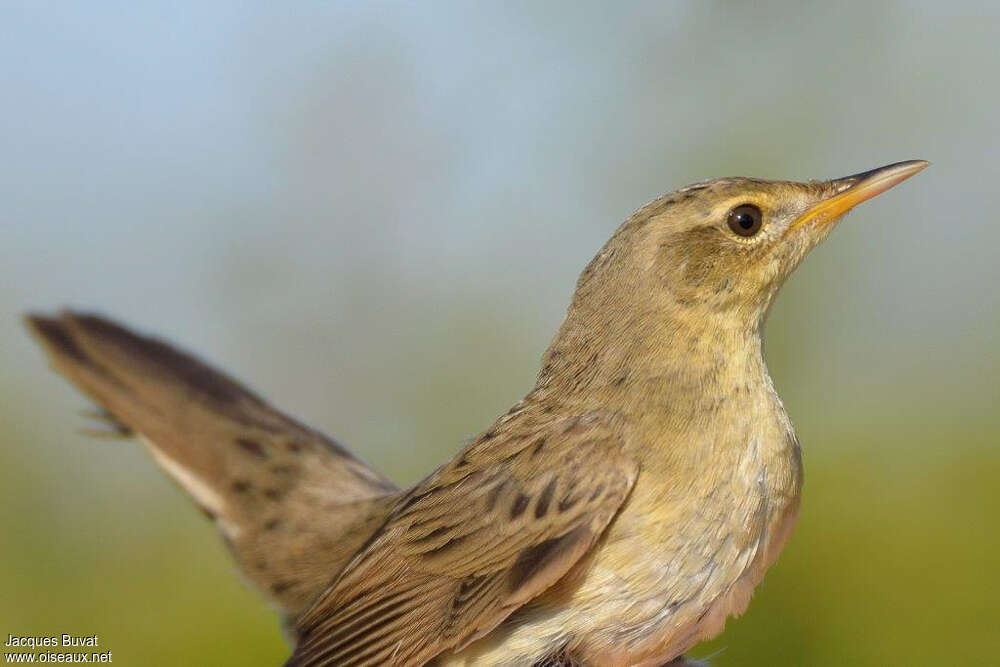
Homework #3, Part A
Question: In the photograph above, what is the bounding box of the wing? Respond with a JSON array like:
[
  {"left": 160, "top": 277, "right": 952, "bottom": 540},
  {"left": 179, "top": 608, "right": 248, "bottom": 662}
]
[
  {"left": 288, "top": 412, "right": 639, "bottom": 667},
  {"left": 26, "top": 310, "right": 399, "bottom": 618}
]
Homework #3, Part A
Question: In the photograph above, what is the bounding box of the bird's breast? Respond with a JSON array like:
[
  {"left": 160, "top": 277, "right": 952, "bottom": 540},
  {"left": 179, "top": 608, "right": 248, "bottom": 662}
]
[{"left": 564, "top": 396, "right": 804, "bottom": 664}]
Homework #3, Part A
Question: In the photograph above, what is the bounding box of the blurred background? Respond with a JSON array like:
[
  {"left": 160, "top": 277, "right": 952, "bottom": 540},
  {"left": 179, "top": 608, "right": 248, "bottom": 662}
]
[{"left": 2, "top": 2, "right": 997, "bottom": 665}]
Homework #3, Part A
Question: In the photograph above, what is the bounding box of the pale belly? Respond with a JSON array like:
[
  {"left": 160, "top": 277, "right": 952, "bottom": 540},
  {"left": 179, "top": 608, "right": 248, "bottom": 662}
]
[{"left": 445, "top": 438, "right": 803, "bottom": 667}]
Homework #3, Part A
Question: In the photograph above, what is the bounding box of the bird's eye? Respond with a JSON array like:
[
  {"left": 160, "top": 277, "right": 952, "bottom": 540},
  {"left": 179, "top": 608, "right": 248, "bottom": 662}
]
[{"left": 726, "top": 204, "right": 763, "bottom": 237}]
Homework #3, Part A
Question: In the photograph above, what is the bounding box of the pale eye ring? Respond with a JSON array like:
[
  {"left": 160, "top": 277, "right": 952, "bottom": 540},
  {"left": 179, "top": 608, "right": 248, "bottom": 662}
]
[{"left": 727, "top": 204, "right": 763, "bottom": 237}]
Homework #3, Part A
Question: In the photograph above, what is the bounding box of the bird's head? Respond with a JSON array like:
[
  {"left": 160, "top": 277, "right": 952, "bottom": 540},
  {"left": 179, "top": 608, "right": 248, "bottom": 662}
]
[
  {"left": 653, "top": 160, "right": 928, "bottom": 320},
  {"left": 543, "top": 161, "right": 928, "bottom": 391},
  {"left": 573, "top": 160, "right": 927, "bottom": 328}
]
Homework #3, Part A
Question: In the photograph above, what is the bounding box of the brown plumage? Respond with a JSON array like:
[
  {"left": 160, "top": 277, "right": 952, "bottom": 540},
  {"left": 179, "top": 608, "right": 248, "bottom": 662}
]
[
  {"left": 27, "top": 161, "right": 926, "bottom": 666},
  {"left": 26, "top": 311, "right": 397, "bottom": 620}
]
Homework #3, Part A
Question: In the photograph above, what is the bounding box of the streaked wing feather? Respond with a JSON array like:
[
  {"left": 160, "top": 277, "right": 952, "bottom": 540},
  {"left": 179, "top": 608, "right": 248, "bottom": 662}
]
[{"left": 288, "top": 413, "right": 638, "bottom": 667}]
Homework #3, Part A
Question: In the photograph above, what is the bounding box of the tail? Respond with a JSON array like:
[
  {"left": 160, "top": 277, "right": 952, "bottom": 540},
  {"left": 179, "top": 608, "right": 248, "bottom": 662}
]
[{"left": 26, "top": 310, "right": 399, "bottom": 619}]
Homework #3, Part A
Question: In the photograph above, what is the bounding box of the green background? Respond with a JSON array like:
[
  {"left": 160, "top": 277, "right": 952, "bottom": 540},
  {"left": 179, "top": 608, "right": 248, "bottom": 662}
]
[{"left": 2, "top": 2, "right": 997, "bottom": 665}]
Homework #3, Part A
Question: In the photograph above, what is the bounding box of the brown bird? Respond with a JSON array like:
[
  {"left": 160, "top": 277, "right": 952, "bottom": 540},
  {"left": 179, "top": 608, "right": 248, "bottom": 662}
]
[{"left": 26, "top": 160, "right": 927, "bottom": 666}]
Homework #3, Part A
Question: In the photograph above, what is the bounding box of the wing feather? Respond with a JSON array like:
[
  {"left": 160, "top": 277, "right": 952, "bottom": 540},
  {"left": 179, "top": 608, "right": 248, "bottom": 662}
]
[
  {"left": 288, "top": 412, "right": 638, "bottom": 667},
  {"left": 26, "top": 311, "right": 398, "bottom": 618}
]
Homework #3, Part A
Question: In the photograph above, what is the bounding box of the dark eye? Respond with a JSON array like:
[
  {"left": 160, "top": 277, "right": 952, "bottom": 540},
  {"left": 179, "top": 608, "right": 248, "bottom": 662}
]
[{"left": 727, "top": 204, "right": 763, "bottom": 237}]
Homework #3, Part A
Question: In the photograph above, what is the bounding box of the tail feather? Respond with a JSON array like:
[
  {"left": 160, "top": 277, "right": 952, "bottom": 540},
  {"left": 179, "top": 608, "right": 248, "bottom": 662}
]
[{"left": 26, "top": 310, "right": 399, "bottom": 619}]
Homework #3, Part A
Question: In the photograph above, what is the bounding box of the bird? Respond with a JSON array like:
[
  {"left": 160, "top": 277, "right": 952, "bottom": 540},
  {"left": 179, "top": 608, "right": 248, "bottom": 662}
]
[{"left": 26, "top": 160, "right": 927, "bottom": 667}]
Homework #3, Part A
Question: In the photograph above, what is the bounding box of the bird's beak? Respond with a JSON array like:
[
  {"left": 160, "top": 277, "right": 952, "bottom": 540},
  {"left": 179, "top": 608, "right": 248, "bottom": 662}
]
[{"left": 790, "top": 160, "right": 929, "bottom": 231}]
